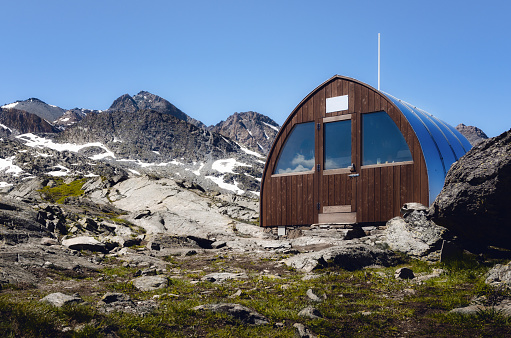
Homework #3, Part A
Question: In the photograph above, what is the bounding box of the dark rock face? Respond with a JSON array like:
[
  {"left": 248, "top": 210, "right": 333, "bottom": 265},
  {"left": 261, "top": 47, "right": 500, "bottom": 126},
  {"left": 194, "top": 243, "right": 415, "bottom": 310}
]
[
  {"left": 53, "top": 108, "right": 94, "bottom": 128},
  {"left": 0, "top": 108, "right": 60, "bottom": 134},
  {"left": 108, "top": 91, "right": 205, "bottom": 128},
  {"left": 430, "top": 129, "right": 511, "bottom": 250},
  {"left": 58, "top": 110, "right": 238, "bottom": 163},
  {"left": 456, "top": 123, "right": 488, "bottom": 146},
  {"left": 209, "top": 111, "right": 280, "bottom": 154},
  {"left": 1, "top": 98, "right": 65, "bottom": 122}
]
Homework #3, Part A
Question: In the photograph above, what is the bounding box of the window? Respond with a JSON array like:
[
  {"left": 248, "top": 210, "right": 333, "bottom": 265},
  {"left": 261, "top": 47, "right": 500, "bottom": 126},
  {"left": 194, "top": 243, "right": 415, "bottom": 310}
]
[
  {"left": 274, "top": 122, "right": 315, "bottom": 174},
  {"left": 324, "top": 119, "right": 351, "bottom": 170},
  {"left": 362, "top": 111, "right": 412, "bottom": 166}
]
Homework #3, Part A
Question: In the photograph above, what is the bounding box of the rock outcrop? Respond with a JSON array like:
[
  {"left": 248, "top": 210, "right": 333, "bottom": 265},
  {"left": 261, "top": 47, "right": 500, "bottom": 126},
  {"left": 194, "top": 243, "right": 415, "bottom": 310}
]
[
  {"left": 209, "top": 111, "right": 280, "bottom": 154},
  {"left": 284, "top": 243, "right": 401, "bottom": 272},
  {"left": 384, "top": 203, "right": 449, "bottom": 260},
  {"left": 456, "top": 123, "right": 489, "bottom": 146},
  {"left": 430, "top": 129, "right": 511, "bottom": 250}
]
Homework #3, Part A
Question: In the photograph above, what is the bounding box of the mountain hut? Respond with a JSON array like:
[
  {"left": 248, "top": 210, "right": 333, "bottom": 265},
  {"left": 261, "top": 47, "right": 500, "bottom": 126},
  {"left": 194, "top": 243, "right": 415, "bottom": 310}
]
[{"left": 260, "top": 75, "right": 472, "bottom": 228}]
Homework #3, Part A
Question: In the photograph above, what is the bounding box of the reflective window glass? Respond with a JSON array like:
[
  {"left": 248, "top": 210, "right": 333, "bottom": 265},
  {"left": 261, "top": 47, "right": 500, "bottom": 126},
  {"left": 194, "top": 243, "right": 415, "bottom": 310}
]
[
  {"left": 362, "top": 111, "right": 412, "bottom": 165},
  {"left": 274, "top": 122, "right": 315, "bottom": 174},
  {"left": 324, "top": 119, "right": 351, "bottom": 170}
]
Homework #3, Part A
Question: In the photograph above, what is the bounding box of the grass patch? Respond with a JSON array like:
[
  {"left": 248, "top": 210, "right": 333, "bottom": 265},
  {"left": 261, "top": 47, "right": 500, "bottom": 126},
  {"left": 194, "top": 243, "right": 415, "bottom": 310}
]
[
  {"left": 38, "top": 178, "right": 87, "bottom": 204},
  {"left": 1, "top": 252, "right": 511, "bottom": 336}
]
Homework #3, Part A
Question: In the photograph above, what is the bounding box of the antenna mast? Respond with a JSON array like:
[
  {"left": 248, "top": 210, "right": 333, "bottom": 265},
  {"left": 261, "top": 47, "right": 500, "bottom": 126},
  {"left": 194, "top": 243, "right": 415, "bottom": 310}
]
[{"left": 378, "top": 33, "right": 381, "bottom": 91}]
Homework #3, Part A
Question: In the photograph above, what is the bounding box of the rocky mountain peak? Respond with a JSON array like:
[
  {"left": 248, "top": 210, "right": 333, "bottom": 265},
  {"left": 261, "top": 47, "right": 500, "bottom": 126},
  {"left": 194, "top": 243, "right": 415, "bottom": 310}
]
[
  {"left": 209, "top": 111, "right": 280, "bottom": 154},
  {"left": 1, "top": 98, "right": 65, "bottom": 122},
  {"left": 456, "top": 123, "right": 488, "bottom": 146},
  {"left": 0, "top": 108, "right": 60, "bottom": 136},
  {"left": 108, "top": 91, "right": 205, "bottom": 129},
  {"left": 108, "top": 94, "right": 139, "bottom": 113}
]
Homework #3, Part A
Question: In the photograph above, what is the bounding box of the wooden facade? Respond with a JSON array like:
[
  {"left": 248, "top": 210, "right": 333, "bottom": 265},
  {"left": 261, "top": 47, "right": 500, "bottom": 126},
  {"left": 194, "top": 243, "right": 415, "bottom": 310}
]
[{"left": 260, "top": 75, "right": 430, "bottom": 227}]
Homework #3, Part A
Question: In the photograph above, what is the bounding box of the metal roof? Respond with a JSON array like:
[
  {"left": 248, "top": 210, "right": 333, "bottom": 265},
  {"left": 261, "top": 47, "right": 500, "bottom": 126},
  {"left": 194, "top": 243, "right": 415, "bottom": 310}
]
[{"left": 383, "top": 93, "right": 472, "bottom": 204}]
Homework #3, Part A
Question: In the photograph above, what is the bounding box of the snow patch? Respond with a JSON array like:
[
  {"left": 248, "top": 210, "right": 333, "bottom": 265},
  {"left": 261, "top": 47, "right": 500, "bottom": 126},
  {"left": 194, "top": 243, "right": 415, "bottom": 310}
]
[
  {"left": 1, "top": 102, "right": 19, "bottom": 109},
  {"left": 236, "top": 142, "right": 263, "bottom": 158},
  {"left": 263, "top": 122, "right": 279, "bottom": 132},
  {"left": 0, "top": 182, "right": 13, "bottom": 188},
  {"left": 152, "top": 151, "right": 160, "bottom": 155},
  {"left": 0, "top": 123, "right": 12, "bottom": 132},
  {"left": 192, "top": 163, "right": 204, "bottom": 176},
  {"left": 206, "top": 175, "right": 244, "bottom": 194},
  {"left": 16, "top": 133, "right": 116, "bottom": 160},
  {"left": 47, "top": 165, "right": 70, "bottom": 177},
  {"left": 212, "top": 158, "right": 250, "bottom": 174},
  {"left": 0, "top": 157, "right": 23, "bottom": 176},
  {"left": 128, "top": 169, "right": 141, "bottom": 175}
]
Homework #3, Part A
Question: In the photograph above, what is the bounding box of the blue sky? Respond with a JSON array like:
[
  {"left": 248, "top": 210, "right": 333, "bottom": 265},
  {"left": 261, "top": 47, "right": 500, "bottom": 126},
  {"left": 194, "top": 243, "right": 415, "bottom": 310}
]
[{"left": 1, "top": 0, "right": 510, "bottom": 137}]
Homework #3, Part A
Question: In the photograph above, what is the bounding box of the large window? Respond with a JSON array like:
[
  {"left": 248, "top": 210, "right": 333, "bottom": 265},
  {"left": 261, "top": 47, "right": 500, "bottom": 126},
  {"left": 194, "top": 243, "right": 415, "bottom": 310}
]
[
  {"left": 362, "top": 111, "right": 412, "bottom": 166},
  {"left": 274, "top": 122, "right": 315, "bottom": 174},
  {"left": 324, "top": 119, "right": 351, "bottom": 170}
]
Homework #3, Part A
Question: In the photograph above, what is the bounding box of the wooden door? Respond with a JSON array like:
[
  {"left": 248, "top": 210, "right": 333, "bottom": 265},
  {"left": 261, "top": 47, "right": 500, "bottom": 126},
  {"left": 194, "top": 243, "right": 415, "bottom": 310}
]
[{"left": 316, "top": 114, "right": 358, "bottom": 224}]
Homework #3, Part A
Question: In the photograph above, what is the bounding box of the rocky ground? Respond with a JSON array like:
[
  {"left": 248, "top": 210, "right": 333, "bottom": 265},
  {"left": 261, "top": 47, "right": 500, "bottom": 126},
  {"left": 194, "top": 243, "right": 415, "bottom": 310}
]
[{"left": 0, "top": 129, "right": 509, "bottom": 337}]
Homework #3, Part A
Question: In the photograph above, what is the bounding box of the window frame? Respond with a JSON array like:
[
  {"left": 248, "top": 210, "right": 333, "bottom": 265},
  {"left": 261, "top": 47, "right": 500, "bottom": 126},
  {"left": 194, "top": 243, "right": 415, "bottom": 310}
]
[
  {"left": 322, "top": 114, "right": 352, "bottom": 175},
  {"left": 360, "top": 111, "right": 414, "bottom": 169},
  {"left": 271, "top": 121, "right": 316, "bottom": 177}
]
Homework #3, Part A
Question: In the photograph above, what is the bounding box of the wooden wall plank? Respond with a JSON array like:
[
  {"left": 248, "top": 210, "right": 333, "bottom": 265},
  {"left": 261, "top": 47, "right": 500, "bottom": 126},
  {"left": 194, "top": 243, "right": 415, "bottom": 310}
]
[
  {"left": 374, "top": 167, "right": 381, "bottom": 221},
  {"left": 368, "top": 168, "right": 375, "bottom": 222}
]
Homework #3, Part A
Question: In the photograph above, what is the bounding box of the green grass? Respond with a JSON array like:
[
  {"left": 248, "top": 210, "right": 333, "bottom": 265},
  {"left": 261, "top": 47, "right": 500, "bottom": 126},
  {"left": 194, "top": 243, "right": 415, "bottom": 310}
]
[
  {"left": 1, "top": 254, "right": 510, "bottom": 337},
  {"left": 38, "top": 178, "right": 87, "bottom": 204}
]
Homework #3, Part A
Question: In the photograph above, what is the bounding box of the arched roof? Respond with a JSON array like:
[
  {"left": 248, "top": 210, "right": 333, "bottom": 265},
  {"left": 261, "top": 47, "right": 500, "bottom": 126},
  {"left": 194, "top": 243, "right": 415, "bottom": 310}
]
[
  {"left": 263, "top": 75, "right": 472, "bottom": 207},
  {"left": 383, "top": 93, "right": 472, "bottom": 203}
]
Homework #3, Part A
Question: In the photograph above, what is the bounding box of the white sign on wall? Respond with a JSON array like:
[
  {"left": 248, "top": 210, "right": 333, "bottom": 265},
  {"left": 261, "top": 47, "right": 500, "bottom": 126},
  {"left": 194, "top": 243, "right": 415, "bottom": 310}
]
[{"left": 326, "top": 95, "right": 349, "bottom": 113}]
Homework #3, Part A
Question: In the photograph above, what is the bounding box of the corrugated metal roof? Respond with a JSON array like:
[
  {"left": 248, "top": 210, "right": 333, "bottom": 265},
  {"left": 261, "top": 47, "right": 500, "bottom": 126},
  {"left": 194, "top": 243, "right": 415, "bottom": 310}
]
[{"left": 383, "top": 93, "right": 472, "bottom": 204}]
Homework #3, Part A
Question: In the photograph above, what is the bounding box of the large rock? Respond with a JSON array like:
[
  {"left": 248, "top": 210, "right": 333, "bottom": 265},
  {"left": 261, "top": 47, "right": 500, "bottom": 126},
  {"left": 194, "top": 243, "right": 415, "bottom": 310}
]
[
  {"left": 430, "top": 129, "right": 511, "bottom": 250},
  {"left": 192, "top": 303, "right": 269, "bottom": 325},
  {"left": 40, "top": 292, "right": 83, "bottom": 307},
  {"left": 62, "top": 236, "right": 107, "bottom": 253},
  {"left": 486, "top": 261, "right": 511, "bottom": 288},
  {"left": 201, "top": 272, "right": 248, "bottom": 283},
  {"left": 384, "top": 206, "right": 449, "bottom": 259},
  {"left": 284, "top": 243, "right": 401, "bottom": 272},
  {"left": 131, "top": 275, "right": 168, "bottom": 291}
]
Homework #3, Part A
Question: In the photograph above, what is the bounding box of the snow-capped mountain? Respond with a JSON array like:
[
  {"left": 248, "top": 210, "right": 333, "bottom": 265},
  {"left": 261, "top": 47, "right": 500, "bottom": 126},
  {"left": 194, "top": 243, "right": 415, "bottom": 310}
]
[
  {"left": 52, "top": 109, "right": 265, "bottom": 196},
  {"left": 1, "top": 98, "right": 65, "bottom": 122},
  {"left": 209, "top": 111, "right": 280, "bottom": 155},
  {"left": 0, "top": 92, "right": 276, "bottom": 197}
]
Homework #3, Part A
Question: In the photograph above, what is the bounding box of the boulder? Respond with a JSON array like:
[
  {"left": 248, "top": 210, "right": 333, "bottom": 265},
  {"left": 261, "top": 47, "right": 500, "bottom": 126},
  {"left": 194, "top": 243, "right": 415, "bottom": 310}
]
[
  {"left": 298, "top": 306, "right": 323, "bottom": 319},
  {"left": 450, "top": 299, "right": 511, "bottom": 317},
  {"left": 201, "top": 272, "right": 248, "bottom": 283},
  {"left": 40, "top": 292, "right": 83, "bottom": 307},
  {"left": 192, "top": 303, "right": 269, "bottom": 325},
  {"left": 131, "top": 275, "right": 168, "bottom": 291},
  {"left": 486, "top": 261, "right": 511, "bottom": 288},
  {"left": 62, "top": 236, "right": 107, "bottom": 253},
  {"left": 395, "top": 267, "right": 415, "bottom": 280},
  {"left": 306, "top": 289, "right": 325, "bottom": 302},
  {"left": 384, "top": 207, "right": 449, "bottom": 260},
  {"left": 284, "top": 243, "right": 401, "bottom": 272},
  {"left": 430, "top": 129, "right": 511, "bottom": 250},
  {"left": 293, "top": 323, "right": 318, "bottom": 338},
  {"left": 98, "top": 292, "right": 157, "bottom": 315}
]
